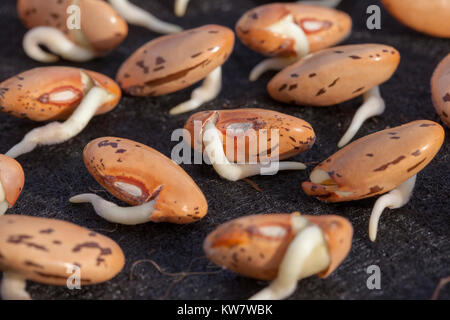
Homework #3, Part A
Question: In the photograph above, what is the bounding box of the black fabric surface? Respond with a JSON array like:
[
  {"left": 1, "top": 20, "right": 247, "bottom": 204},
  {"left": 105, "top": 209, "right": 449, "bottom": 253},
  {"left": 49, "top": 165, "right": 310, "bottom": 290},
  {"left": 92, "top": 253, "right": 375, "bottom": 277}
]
[{"left": 0, "top": 0, "right": 449, "bottom": 300}]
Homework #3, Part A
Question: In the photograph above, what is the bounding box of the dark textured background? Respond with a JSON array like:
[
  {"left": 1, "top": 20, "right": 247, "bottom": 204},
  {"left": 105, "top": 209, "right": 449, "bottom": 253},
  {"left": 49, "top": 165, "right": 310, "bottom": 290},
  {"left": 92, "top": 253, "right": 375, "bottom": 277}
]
[{"left": 0, "top": 0, "right": 449, "bottom": 300}]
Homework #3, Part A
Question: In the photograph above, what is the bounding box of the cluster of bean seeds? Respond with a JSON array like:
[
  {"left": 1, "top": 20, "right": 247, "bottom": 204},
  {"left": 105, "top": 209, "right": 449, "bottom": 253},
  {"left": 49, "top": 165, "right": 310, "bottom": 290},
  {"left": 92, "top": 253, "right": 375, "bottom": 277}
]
[{"left": 0, "top": 0, "right": 448, "bottom": 300}]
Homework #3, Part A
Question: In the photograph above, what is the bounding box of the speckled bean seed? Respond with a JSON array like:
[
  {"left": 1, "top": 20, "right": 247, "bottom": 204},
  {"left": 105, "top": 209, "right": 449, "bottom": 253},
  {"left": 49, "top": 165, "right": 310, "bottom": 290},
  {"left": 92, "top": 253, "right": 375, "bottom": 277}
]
[
  {"left": 302, "top": 120, "right": 445, "bottom": 241},
  {"left": 0, "top": 214, "right": 124, "bottom": 300},
  {"left": 0, "top": 67, "right": 120, "bottom": 121},
  {"left": 236, "top": 3, "right": 352, "bottom": 58},
  {"left": 71, "top": 137, "right": 208, "bottom": 224},
  {"left": 184, "top": 108, "right": 316, "bottom": 163},
  {"left": 382, "top": 0, "right": 450, "bottom": 38},
  {"left": 116, "top": 25, "right": 234, "bottom": 97},
  {"left": 268, "top": 44, "right": 400, "bottom": 106},
  {"left": 18, "top": 0, "right": 128, "bottom": 62},
  {"left": 1, "top": 67, "right": 121, "bottom": 158},
  {"left": 204, "top": 213, "right": 353, "bottom": 300},
  {"left": 0, "top": 155, "right": 25, "bottom": 214},
  {"left": 268, "top": 43, "right": 400, "bottom": 147},
  {"left": 431, "top": 53, "right": 450, "bottom": 127}
]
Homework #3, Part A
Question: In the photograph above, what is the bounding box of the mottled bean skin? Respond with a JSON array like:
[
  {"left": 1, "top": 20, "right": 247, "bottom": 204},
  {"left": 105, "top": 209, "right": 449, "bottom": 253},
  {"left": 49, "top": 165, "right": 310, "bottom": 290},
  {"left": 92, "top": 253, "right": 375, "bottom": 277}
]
[
  {"left": 84, "top": 137, "right": 208, "bottom": 224},
  {"left": 431, "top": 54, "right": 450, "bottom": 127},
  {"left": 268, "top": 44, "right": 400, "bottom": 106},
  {"left": 0, "top": 67, "right": 121, "bottom": 121},
  {"left": 0, "top": 155, "right": 24, "bottom": 207},
  {"left": 382, "top": 0, "right": 450, "bottom": 38},
  {"left": 236, "top": 3, "right": 351, "bottom": 57},
  {"left": 116, "top": 25, "right": 235, "bottom": 96},
  {"left": 302, "top": 120, "right": 445, "bottom": 202},
  {"left": 204, "top": 213, "right": 352, "bottom": 280},
  {"left": 17, "top": 0, "right": 128, "bottom": 54},
  {"left": 184, "top": 108, "right": 315, "bottom": 162},
  {"left": 0, "top": 215, "right": 124, "bottom": 285}
]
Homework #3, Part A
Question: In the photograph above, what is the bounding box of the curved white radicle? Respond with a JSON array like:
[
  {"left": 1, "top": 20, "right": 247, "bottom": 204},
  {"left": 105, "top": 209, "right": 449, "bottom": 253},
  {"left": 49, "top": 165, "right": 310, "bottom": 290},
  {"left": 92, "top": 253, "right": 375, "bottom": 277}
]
[
  {"left": 108, "top": 0, "right": 182, "bottom": 34},
  {"left": 0, "top": 181, "right": 9, "bottom": 215},
  {"left": 250, "top": 216, "right": 330, "bottom": 300},
  {"left": 6, "top": 81, "right": 115, "bottom": 158},
  {"left": 201, "top": 114, "right": 306, "bottom": 181}
]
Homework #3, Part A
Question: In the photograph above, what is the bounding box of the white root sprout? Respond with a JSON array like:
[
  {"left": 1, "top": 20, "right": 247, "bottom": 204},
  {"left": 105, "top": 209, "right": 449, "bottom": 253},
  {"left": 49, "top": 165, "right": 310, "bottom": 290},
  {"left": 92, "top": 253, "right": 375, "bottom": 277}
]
[
  {"left": 0, "top": 182, "right": 8, "bottom": 215},
  {"left": 338, "top": 86, "right": 386, "bottom": 148},
  {"left": 23, "top": 26, "right": 95, "bottom": 63},
  {"left": 6, "top": 85, "right": 113, "bottom": 158},
  {"left": 250, "top": 217, "right": 330, "bottom": 300},
  {"left": 69, "top": 193, "right": 157, "bottom": 225},
  {"left": 0, "top": 273, "right": 31, "bottom": 300},
  {"left": 174, "top": 0, "right": 190, "bottom": 17},
  {"left": 169, "top": 67, "right": 222, "bottom": 115},
  {"left": 108, "top": 0, "right": 182, "bottom": 34},
  {"left": 202, "top": 113, "right": 306, "bottom": 181},
  {"left": 250, "top": 14, "right": 309, "bottom": 81},
  {"left": 249, "top": 57, "right": 298, "bottom": 82},
  {"left": 369, "top": 175, "right": 417, "bottom": 242}
]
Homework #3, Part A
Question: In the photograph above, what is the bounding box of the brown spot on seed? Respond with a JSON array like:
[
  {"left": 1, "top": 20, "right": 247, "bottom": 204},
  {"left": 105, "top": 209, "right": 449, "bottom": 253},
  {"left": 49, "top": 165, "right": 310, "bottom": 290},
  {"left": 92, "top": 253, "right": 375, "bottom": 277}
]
[
  {"left": 316, "top": 88, "right": 326, "bottom": 96},
  {"left": 238, "top": 27, "right": 249, "bottom": 34},
  {"left": 98, "top": 140, "right": 118, "bottom": 148},
  {"left": 131, "top": 59, "right": 210, "bottom": 91},
  {"left": 278, "top": 84, "right": 287, "bottom": 92},
  {"left": 155, "top": 56, "right": 165, "bottom": 65},
  {"left": 136, "top": 60, "right": 149, "bottom": 74},
  {"left": 72, "top": 242, "right": 112, "bottom": 266},
  {"left": 407, "top": 158, "right": 427, "bottom": 172},
  {"left": 328, "top": 77, "right": 340, "bottom": 87},
  {"left": 39, "top": 228, "right": 54, "bottom": 234},
  {"left": 352, "top": 87, "right": 365, "bottom": 94},
  {"left": 363, "top": 185, "right": 384, "bottom": 196},
  {"left": 7, "top": 235, "right": 48, "bottom": 252},
  {"left": 373, "top": 155, "right": 406, "bottom": 172},
  {"left": 419, "top": 123, "right": 436, "bottom": 127}
]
